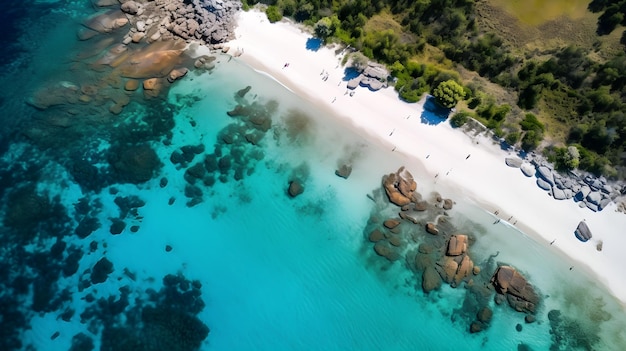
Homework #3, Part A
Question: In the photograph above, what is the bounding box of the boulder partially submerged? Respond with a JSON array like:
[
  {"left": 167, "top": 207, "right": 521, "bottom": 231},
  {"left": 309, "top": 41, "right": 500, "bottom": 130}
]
[
  {"left": 382, "top": 167, "right": 417, "bottom": 206},
  {"left": 491, "top": 266, "right": 539, "bottom": 314}
]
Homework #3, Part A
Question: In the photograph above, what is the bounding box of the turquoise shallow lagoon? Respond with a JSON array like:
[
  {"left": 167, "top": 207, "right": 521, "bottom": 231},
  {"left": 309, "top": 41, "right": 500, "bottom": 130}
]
[{"left": 1, "top": 1, "right": 626, "bottom": 351}]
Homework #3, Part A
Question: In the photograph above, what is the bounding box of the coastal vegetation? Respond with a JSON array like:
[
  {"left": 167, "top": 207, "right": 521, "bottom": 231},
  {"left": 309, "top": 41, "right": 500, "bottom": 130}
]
[{"left": 247, "top": 0, "right": 626, "bottom": 179}]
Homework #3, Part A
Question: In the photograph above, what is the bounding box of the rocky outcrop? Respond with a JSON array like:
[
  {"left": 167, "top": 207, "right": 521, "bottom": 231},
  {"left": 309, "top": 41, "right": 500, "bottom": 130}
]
[
  {"left": 491, "top": 266, "right": 539, "bottom": 314},
  {"left": 382, "top": 167, "right": 417, "bottom": 206},
  {"left": 447, "top": 234, "right": 468, "bottom": 256},
  {"left": 346, "top": 63, "right": 389, "bottom": 91},
  {"left": 574, "top": 221, "right": 592, "bottom": 242},
  {"left": 522, "top": 156, "right": 624, "bottom": 212},
  {"left": 109, "top": 0, "right": 242, "bottom": 46}
]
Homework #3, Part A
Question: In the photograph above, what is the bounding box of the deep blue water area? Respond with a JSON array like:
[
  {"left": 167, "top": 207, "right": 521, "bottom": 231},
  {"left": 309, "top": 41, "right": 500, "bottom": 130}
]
[{"left": 1, "top": 1, "right": 626, "bottom": 351}]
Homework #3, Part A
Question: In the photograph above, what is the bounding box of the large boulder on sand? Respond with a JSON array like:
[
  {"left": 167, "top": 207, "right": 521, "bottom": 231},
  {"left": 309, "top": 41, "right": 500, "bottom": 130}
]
[
  {"left": 447, "top": 234, "right": 468, "bottom": 256},
  {"left": 491, "top": 266, "right": 539, "bottom": 313},
  {"left": 521, "top": 163, "right": 535, "bottom": 177},
  {"left": 505, "top": 158, "right": 523, "bottom": 168},
  {"left": 537, "top": 166, "right": 554, "bottom": 185},
  {"left": 574, "top": 221, "right": 592, "bottom": 242}
]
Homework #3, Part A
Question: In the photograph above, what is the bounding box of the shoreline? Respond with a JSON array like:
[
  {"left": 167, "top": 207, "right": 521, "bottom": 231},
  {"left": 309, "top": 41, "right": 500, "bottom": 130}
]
[{"left": 226, "top": 9, "right": 626, "bottom": 305}]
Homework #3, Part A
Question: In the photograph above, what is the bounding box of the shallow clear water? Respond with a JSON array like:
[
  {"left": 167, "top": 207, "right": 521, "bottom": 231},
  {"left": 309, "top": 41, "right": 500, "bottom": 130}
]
[{"left": 1, "top": 2, "right": 626, "bottom": 351}]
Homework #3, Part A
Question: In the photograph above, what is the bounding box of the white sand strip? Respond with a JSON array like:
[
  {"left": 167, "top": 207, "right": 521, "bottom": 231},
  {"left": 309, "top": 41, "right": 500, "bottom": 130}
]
[{"left": 227, "top": 9, "right": 626, "bottom": 304}]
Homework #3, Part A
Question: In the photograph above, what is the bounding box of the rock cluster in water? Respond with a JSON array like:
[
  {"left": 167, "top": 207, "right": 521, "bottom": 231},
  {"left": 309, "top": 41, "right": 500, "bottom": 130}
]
[
  {"left": 366, "top": 167, "right": 540, "bottom": 335},
  {"left": 164, "top": 87, "right": 274, "bottom": 207},
  {"left": 92, "top": 0, "right": 241, "bottom": 45}
]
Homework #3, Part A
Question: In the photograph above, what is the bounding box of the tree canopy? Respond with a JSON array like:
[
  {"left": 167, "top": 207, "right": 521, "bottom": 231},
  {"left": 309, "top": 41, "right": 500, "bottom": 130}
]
[{"left": 432, "top": 80, "right": 466, "bottom": 109}]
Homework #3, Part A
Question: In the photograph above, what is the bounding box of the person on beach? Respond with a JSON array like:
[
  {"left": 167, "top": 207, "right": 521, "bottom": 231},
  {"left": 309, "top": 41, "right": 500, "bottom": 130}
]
[
  {"left": 332, "top": 97, "right": 336, "bottom": 103},
  {"left": 466, "top": 154, "right": 471, "bottom": 159},
  {"left": 389, "top": 128, "right": 395, "bottom": 136}
]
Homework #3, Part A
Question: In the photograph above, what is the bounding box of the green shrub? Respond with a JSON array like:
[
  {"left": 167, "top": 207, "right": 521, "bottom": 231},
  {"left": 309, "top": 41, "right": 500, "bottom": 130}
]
[
  {"left": 505, "top": 132, "right": 520, "bottom": 145},
  {"left": 266, "top": 5, "right": 282, "bottom": 23},
  {"left": 432, "top": 79, "right": 466, "bottom": 108},
  {"left": 450, "top": 111, "right": 471, "bottom": 127}
]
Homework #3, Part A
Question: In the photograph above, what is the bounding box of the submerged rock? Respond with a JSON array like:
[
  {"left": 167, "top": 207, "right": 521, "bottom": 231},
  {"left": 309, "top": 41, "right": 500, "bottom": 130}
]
[
  {"left": 288, "top": 180, "right": 304, "bottom": 197},
  {"left": 335, "top": 164, "right": 352, "bottom": 179},
  {"left": 383, "top": 219, "right": 400, "bottom": 229},
  {"left": 110, "top": 143, "right": 161, "bottom": 184},
  {"left": 91, "top": 257, "right": 114, "bottom": 284},
  {"left": 368, "top": 229, "right": 385, "bottom": 242},
  {"left": 491, "top": 266, "right": 539, "bottom": 314},
  {"left": 373, "top": 241, "right": 400, "bottom": 261},
  {"left": 422, "top": 266, "right": 442, "bottom": 293}
]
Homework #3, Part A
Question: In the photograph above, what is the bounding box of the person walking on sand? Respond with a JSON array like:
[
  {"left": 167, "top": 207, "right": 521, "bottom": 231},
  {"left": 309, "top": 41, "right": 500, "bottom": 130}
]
[
  {"left": 389, "top": 128, "right": 395, "bottom": 136},
  {"left": 332, "top": 97, "right": 336, "bottom": 103},
  {"left": 466, "top": 154, "right": 471, "bottom": 159}
]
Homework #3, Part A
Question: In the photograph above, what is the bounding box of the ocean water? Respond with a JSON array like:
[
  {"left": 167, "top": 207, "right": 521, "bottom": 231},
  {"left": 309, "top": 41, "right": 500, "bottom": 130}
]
[{"left": 2, "top": 2, "right": 626, "bottom": 351}]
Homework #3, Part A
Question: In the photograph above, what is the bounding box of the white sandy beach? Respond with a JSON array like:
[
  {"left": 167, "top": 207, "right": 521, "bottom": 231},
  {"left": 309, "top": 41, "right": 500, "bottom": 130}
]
[{"left": 226, "top": 9, "right": 626, "bottom": 304}]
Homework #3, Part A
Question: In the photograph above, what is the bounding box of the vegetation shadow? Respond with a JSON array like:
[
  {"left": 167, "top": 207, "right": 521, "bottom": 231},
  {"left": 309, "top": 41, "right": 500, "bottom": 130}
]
[
  {"left": 305, "top": 37, "right": 322, "bottom": 51},
  {"left": 420, "top": 96, "right": 449, "bottom": 125}
]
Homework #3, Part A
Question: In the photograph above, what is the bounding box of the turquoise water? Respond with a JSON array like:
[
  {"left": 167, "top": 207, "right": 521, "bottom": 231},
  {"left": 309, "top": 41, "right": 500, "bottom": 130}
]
[{"left": 2, "top": 1, "right": 626, "bottom": 351}]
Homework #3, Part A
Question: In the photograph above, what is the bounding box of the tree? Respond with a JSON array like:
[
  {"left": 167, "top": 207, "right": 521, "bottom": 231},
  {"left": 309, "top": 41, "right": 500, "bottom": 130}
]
[
  {"left": 265, "top": 5, "right": 282, "bottom": 23},
  {"left": 314, "top": 17, "right": 336, "bottom": 40},
  {"left": 554, "top": 146, "right": 580, "bottom": 170},
  {"left": 432, "top": 79, "right": 466, "bottom": 109},
  {"left": 450, "top": 111, "right": 471, "bottom": 127}
]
